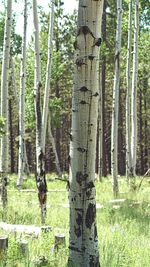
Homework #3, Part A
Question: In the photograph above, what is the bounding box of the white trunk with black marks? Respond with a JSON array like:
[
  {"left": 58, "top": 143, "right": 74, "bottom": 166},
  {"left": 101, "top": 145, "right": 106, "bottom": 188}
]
[
  {"left": 33, "top": 0, "right": 47, "bottom": 224},
  {"left": 68, "top": 1, "right": 104, "bottom": 266},
  {"left": 126, "top": 0, "right": 132, "bottom": 179},
  {"left": 131, "top": 0, "right": 139, "bottom": 178},
  {"left": 111, "top": 0, "right": 122, "bottom": 197},
  {"left": 42, "top": 0, "right": 54, "bottom": 150},
  {"left": 17, "top": 0, "right": 28, "bottom": 187},
  {"left": 48, "top": 113, "right": 61, "bottom": 176},
  {"left": 0, "top": 0, "right": 12, "bottom": 206}
]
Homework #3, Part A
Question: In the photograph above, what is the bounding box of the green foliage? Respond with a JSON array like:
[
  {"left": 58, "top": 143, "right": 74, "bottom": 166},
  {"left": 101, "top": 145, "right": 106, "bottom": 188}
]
[{"left": 49, "top": 96, "right": 63, "bottom": 127}]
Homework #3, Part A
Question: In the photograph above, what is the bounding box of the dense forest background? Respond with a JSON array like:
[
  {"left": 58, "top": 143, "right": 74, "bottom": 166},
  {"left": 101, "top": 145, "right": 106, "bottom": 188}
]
[{"left": 0, "top": 0, "right": 149, "bottom": 176}]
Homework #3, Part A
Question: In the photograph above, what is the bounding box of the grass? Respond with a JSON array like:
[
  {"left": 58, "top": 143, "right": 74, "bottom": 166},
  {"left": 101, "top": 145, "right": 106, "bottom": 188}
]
[{"left": 0, "top": 174, "right": 150, "bottom": 266}]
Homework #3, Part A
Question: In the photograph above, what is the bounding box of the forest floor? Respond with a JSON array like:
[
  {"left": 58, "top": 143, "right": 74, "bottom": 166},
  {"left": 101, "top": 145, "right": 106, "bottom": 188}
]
[{"left": 0, "top": 174, "right": 150, "bottom": 267}]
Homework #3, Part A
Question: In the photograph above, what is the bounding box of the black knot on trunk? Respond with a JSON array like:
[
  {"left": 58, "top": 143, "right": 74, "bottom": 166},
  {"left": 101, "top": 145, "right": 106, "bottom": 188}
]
[
  {"left": 75, "top": 58, "right": 84, "bottom": 67},
  {"left": 77, "top": 147, "right": 86, "bottom": 153},
  {"left": 93, "top": 37, "right": 102, "bottom": 47},
  {"left": 76, "top": 171, "right": 84, "bottom": 185},
  {"left": 80, "top": 100, "right": 87, "bottom": 105},
  {"left": 77, "top": 26, "right": 94, "bottom": 37},
  {"left": 80, "top": 86, "right": 88, "bottom": 92},
  {"left": 88, "top": 55, "right": 95, "bottom": 61},
  {"left": 93, "top": 92, "right": 99, "bottom": 97}
]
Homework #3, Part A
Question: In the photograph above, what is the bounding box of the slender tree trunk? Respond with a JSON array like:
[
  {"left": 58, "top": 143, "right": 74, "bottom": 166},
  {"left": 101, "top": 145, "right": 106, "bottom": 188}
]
[
  {"left": 0, "top": 0, "right": 12, "bottom": 207},
  {"left": 11, "top": 57, "right": 30, "bottom": 176},
  {"left": 139, "top": 87, "right": 144, "bottom": 175},
  {"left": 118, "top": 95, "right": 125, "bottom": 175},
  {"left": 8, "top": 99, "right": 15, "bottom": 173},
  {"left": 68, "top": 1, "right": 104, "bottom": 266},
  {"left": 17, "top": 0, "right": 28, "bottom": 187},
  {"left": 126, "top": 0, "right": 132, "bottom": 179},
  {"left": 98, "top": 70, "right": 103, "bottom": 181},
  {"left": 100, "top": 0, "right": 107, "bottom": 177},
  {"left": 130, "top": 0, "right": 139, "bottom": 182},
  {"left": 33, "top": 0, "right": 47, "bottom": 224},
  {"left": 111, "top": 0, "right": 122, "bottom": 197},
  {"left": 42, "top": 0, "right": 54, "bottom": 150},
  {"left": 48, "top": 113, "right": 61, "bottom": 176},
  {"left": 11, "top": 57, "right": 19, "bottom": 105}
]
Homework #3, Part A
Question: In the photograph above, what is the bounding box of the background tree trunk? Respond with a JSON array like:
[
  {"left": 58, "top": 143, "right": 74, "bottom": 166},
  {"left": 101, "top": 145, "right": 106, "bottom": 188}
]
[
  {"left": 126, "top": 0, "right": 132, "bottom": 179},
  {"left": 130, "top": 0, "right": 139, "bottom": 182},
  {"left": 17, "top": 0, "right": 28, "bottom": 187},
  {"left": 111, "top": 0, "right": 122, "bottom": 197},
  {"left": 42, "top": 0, "right": 54, "bottom": 150}
]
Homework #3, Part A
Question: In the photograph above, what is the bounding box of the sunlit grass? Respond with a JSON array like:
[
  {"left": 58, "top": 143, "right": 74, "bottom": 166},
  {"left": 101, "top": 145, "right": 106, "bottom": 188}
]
[{"left": 0, "top": 174, "right": 150, "bottom": 266}]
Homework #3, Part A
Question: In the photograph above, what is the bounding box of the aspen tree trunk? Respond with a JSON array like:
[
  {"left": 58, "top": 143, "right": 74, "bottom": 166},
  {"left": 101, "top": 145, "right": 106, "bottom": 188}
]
[
  {"left": 68, "top": 1, "right": 104, "bottom": 266},
  {"left": 48, "top": 113, "right": 61, "bottom": 176},
  {"left": 33, "top": 0, "right": 47, "bottom": 224},
  {"left": 130, "top": 0, "right": 139, "bottom": 181},
  {"left": 17, "top": 0, "right": 28, "bottom": 187},
  {"left": 126, "top": 0, "right": 132, "bottom": 179},
  {"left": 0, "top": 0, "right": 12, "bottom": 207},
  {"left": 111, "top": 0, "right": 122, "bottom": 197},
  {"left": 11, "top": 57, "right": 30, "bottom": 176},
  {"left": 42, "top": 0, "right": 54, "bottom": 150}
]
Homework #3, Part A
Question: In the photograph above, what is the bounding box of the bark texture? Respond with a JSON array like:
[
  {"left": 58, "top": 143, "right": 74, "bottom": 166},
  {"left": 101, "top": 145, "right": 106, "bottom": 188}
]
[
  {"left": 0, "top": 0, "right": 12, "bottom": 207},
  {"left": 68, "top": 1, "right": 104, "bottom": 266},
  {"left": 111, "top": 0, "right": 122, "bottom": 196}
]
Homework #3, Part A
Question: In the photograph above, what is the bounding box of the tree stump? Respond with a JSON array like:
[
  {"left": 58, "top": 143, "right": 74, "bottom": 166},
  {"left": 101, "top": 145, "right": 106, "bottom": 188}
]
[
  {"left": 0, "top": 236, "right": 8, "bottom": 260},
  {"left": 17, "top": 239, "right": 28, "bottom": 256},
  {"left": 54, "top": 233, "right": 66, "bottom": 249}
]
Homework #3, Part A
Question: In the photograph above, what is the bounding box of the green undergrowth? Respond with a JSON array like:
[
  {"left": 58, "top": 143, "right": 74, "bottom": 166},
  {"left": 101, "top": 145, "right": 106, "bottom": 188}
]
[{"left": 0, "top": 175, "right": 150, "bottom": 266}]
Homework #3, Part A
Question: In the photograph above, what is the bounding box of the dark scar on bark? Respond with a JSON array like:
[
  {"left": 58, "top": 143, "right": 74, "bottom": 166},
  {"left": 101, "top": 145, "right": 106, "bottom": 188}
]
[{"left": 85, "top": 203, "right": 96, "bottom": 229}]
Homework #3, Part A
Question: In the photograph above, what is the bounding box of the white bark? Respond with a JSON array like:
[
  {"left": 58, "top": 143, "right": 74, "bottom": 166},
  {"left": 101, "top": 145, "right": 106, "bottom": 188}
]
[
  {"left": 42, "top": 0, "right": 54, "bottom": 150},
  {"left": 48, "top": 113, "right": 61, "bottom": 176},
  {"left": 33, "top": 0, "right": 47, "bottom": 224},
  {"left": 126, "top": 0, "right": 132, "bottom": 179},
  {"left": 68, "top": 1, "right": 104, "bottom": 266},
  {"left": 17, "top": 0, "right": 28, "bottom": 187},
  {"left": 0, "top": 0, "right": 12, "bottom": 206},
  {"left": 131, "top": 0, "right": 139, "bottom": 178},
  {"left": 111, "top": 0, "right": 122, "bottom": 196}
]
